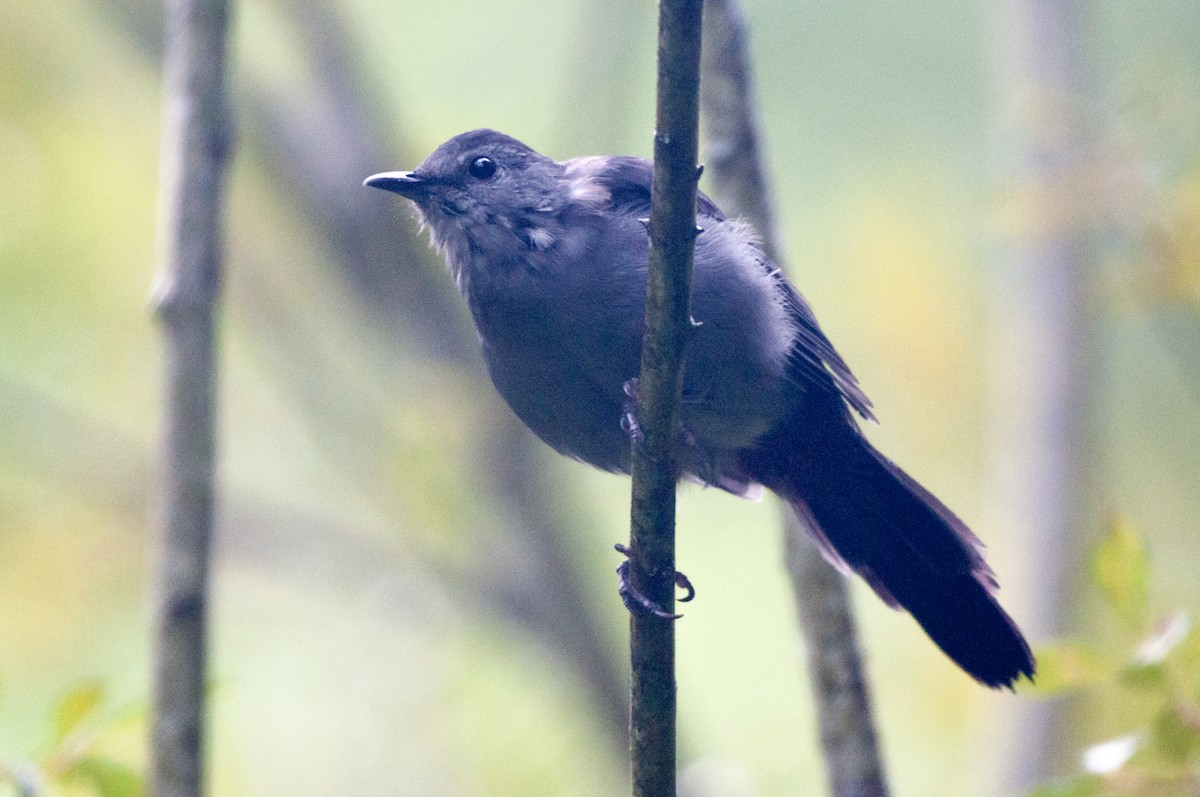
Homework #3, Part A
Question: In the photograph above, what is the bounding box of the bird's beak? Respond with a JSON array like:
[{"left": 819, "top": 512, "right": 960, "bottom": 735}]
[{"left": 363, "top": 171, "right": 429, "bottom": 198}]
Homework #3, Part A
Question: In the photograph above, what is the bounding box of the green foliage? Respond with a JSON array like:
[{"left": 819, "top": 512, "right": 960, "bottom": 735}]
[
  {"left": 1091, "top": 518, "right": 1150, "bottom": 629},
  {"left": 60, "top": 758, "right": 143, "bottom": 797},
  {"left": 1025, "top": 641, "right": 1109, "bottom": 694},
  {"left": 1026, "top": 521, "right": 1200, "bottom": 796},
  {"left": 1027, "top": 775, "right": 1105, "bottom": 797},
  {"left": 52, "top": 681, "right": 106, "bottom": 745},
  {"left": 0, "top": 678, "right": 143, "bottom": 797}
]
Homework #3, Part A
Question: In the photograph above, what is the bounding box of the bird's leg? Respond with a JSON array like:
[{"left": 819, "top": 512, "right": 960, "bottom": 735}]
[
  {"left": 614, "top": 543, "right": 695, "bottom": 620},
  {"left": 626, "top": 379, "right": 714, "bottom": 480},
  {"left": 617, "top": 378, "right": 697, "bottom": 617}
]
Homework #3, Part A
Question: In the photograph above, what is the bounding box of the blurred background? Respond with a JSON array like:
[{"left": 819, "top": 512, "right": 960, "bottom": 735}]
[{"left": 1, "top": 0, "right": 1198, "bottom": 795}]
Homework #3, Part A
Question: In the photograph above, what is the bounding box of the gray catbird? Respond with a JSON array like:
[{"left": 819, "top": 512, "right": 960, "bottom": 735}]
[{"left": 365, "top": 129, "right": 1035, "bottom": 688}]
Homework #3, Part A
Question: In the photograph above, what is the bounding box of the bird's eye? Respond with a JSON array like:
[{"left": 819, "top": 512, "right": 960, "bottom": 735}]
[{"left": 468, "top": 156, "right": 498, "bottom": 180}]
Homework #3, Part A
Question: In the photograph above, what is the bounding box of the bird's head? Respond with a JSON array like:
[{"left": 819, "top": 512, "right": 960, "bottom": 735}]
[{"left": 365, "top": 130, "right": 571, "bottom": 286}]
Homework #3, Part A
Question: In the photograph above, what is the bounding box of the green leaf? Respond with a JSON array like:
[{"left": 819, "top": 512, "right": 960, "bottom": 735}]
[
  {"left": 1120, "top": 661, "right": 1169, "bottom": 692},
  {"left": 1177, "top": 622, "right": 1200, "bottom": 667},
  {"left": 1091, "top": 518, "right": 1150, "bottom": 628},
  {"left": 1151, "top": 703, "right": 1200, "bottom": 763},
  {"left": 1026, "top": 775, "right": 1104, "bottom": 797},
  {"left": 62, "top": 756, "right": 143, "bottom": 797},
  {"left": 1022, "top": 641, "right": 1108, "bottom": 695},
  {"left": 53, "top": 680, "right": 106, "bottom": 743}
]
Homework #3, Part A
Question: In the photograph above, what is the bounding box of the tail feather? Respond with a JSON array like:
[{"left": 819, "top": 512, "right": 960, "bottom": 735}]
[{"left": 754, "top": 423, "right": 1035, "bottom": 688}]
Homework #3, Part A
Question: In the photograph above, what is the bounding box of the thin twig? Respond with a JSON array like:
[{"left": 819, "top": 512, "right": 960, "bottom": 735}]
[
  {"left": 628, "top": 1, "right": 704, "bottom": 794},
  {"left": 148, "top": 0, "right": 232, "bottom": 794},
  {"left": 700, "top": 1, "right": 891, "bottom": 795},
  {"left": 105, "top": 0, "right": 633, "bottom": 751}
]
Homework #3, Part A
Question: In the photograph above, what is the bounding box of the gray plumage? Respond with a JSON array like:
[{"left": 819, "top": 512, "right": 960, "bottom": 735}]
[{"left": 366, "top": 129, "right": 1034, "bottom": 688}]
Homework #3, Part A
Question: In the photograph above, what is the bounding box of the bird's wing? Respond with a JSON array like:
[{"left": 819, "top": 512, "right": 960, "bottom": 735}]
[
  {"left": 774, "top": 276, "right": 875, "bottom": 422},
  {"left": 563, "top": 155, "right": 726, "bottom": 220},
  {"left": 568, "top": 154, "right": 876, "bottom": 423}
]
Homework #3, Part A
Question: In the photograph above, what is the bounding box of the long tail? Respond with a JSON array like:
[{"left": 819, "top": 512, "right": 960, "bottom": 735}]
[{"left": 748, "top": 416, "right": 1035, "bottom": 688}]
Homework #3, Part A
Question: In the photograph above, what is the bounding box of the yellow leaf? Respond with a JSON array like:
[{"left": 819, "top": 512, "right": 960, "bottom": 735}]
[
  {"left": 53, "top": 679, "right": 106, "bottom": 742},
  {"left": 1091, "top": 518, "right": 1149, "bottom": 629}
]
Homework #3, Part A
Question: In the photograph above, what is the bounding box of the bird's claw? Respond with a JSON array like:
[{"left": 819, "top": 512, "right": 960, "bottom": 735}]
[
  {"left": 675, "top": 569, "right": 695, "bottom": 603},
  {"left": 615, "top": 543, "right": 694, "bottom": 620}
]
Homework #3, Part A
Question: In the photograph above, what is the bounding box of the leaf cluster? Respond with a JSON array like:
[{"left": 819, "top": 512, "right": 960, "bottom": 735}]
[
  {"left": 0, "top": 680, "right": 142, "bottom": 797},
  {"left": 1027, "top": 520, "right": 1200, "bottom": 796}
]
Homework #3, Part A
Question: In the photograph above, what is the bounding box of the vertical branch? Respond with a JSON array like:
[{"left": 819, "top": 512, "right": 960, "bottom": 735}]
[
  {"left": 698, "top": 0, "right": 782, "bottom": 258},
  {"left": 699, "top": 2, "right": 891, "bottom": 795},
  {"left": 988, "top": 0, "right": 1093, "bottom": 791},
  {"left": 628, "top": 1, "right": 703, "bottom": 795},
  {"left": 149, "top": 0, "right": 232, "bottom": 794},
  {"left": 783, "top": 515, "right": 890, "bottom": 797}
]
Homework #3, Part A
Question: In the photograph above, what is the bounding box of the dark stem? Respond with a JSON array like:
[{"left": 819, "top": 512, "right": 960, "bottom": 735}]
[
  {"left": 149, "top": 0, "right": 231, "bottom": 794},
  {"left": 628, "top": 1, "right": 703, "bottom": 795},
  {"left": 700, "top": 1, "right": 891, "bottom": 795}
]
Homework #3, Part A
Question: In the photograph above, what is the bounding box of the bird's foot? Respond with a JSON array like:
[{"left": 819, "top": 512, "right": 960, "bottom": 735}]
[{"left": 614, "top": 543, "right": 695, "bottom": 620}]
